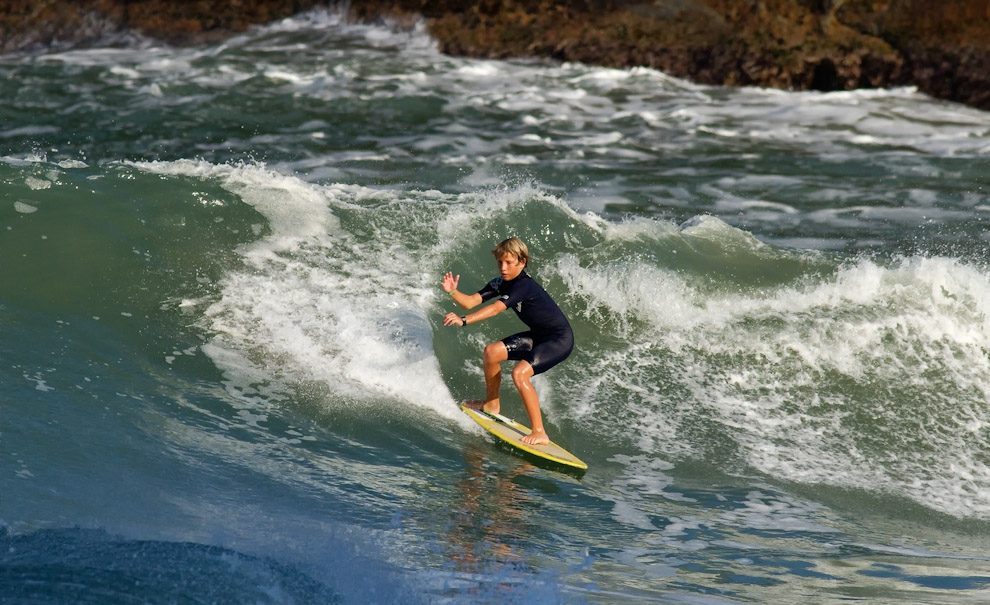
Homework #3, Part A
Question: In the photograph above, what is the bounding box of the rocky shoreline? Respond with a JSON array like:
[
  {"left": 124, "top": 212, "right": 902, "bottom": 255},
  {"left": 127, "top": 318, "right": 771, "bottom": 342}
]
[{"left": 2, "top": 0, "right": 988, "bottom": 111}]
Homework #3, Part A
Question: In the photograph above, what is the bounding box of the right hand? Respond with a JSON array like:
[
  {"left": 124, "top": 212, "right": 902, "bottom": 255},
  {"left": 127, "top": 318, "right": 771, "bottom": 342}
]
[{"left": 442, "top": 271, "right": 460, "bottom": 294}]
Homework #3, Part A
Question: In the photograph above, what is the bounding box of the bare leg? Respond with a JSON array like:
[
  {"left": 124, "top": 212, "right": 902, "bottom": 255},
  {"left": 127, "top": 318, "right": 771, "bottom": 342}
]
[
  {"left": 512, "top": 361, "right": 549, "bottom": 446},
  {"left": 466, "top": 342, "right": 507, "bottom": 414}
]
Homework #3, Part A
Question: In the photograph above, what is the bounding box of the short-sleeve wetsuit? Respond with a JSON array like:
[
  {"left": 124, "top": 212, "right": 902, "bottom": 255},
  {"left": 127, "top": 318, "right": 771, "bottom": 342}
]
[{"left": 477, "top": 270, "right": 574, "bottom": 375}]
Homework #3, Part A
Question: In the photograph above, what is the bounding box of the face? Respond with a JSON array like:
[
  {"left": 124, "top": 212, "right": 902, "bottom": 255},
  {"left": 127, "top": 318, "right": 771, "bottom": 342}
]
[{"left": 496, "top": 253, "right": 526, "bottom": 281}]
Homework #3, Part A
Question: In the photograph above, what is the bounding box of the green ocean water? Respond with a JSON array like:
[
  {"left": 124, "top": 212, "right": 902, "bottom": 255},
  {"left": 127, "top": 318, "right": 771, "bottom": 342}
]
[{"left": 3, "top": 9, "right": 990, "bottom": 603}]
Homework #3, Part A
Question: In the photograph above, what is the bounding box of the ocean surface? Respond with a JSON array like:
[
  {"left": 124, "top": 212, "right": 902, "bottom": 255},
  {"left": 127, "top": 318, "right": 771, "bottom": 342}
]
[{"left": 3, "top": 9, "right": 990, "bottom": 603}]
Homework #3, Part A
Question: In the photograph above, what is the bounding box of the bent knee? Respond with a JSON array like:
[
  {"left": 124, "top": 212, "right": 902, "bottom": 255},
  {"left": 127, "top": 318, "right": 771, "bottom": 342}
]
[
  {"left": 483, "top": 342, "right": 506, "bottom": 363},
  {"left": 511, "top": 362, "right": 534, "bottom": 384}
]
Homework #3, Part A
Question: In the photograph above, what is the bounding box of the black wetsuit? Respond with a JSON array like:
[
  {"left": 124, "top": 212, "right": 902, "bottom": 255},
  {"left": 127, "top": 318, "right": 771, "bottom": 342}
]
[{"left": 477, "top": 270, "right": 574, "bottom": 375}]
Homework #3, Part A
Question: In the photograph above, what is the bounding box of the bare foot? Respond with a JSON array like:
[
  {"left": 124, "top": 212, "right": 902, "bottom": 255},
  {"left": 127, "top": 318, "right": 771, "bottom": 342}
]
[
  {"left": 463, "top": 400, "right": 500, "bottom": 415},
  {"left": 520, "top": 427, "right": 549, "bottom": 446}
]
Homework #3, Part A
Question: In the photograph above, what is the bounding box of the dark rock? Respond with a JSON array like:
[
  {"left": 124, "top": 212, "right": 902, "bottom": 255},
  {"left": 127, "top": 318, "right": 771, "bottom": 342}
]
[
  {"left": 349, "top": 0, "right": 990, "bottom": 110},
  {"left": 1, "top": 0, "right": 988, "bottom": 111}
]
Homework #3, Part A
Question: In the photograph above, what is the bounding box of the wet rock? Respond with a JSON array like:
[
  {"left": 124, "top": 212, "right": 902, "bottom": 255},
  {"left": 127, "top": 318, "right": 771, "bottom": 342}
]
[
  {"left": 1, "top": 0, "right": 988, "bottom": 110},
  {"left": 0, "top": 0, "right": 325, "bottom": 50},
  {"left": 350, "top": 0, "right": 990, "bottom": 110}
]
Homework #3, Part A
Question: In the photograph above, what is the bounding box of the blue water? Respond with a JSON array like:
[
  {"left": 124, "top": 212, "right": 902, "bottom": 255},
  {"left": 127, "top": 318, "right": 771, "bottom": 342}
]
[{"left": 3, "top": 9, "right": 990, "bottom": 603}]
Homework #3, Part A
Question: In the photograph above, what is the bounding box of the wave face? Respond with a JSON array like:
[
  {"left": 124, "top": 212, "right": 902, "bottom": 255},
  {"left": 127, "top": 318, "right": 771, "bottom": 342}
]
[{"left": 3, "top": 9, "right": 990, "bottom": 603}]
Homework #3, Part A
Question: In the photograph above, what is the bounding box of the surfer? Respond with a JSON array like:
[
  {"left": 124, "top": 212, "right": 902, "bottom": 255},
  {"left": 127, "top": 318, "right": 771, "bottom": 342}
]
[{"left": 442, "top": 237, "right": 574, "bottom": 446}]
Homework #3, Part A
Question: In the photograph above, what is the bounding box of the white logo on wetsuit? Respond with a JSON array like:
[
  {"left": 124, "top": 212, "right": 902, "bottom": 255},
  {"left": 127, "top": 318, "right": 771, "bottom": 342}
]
[{"left": 499, "top": 293, "right": 523, "bottom": 313}]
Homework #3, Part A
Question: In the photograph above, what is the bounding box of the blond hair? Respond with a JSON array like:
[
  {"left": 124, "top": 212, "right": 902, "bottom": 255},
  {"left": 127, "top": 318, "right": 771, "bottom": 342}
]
[{"left": 492, "top": 237, "right": 529, "bottom": 266}]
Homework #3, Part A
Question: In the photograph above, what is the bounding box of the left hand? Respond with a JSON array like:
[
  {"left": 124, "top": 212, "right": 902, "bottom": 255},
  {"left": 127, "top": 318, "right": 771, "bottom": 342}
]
[{"left": 443, "top": 312, "right": 464, "bottom": 327}]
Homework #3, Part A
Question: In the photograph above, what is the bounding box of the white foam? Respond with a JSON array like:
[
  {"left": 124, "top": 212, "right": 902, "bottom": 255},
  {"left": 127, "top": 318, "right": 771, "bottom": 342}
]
[
  {"left": 134, "top": 160, "right": 461, "bottom": 422},
  {"left": 556, "top": 221, "right": 990, "bottom": 517},
  {"left": 24, "top": 177, "right": 50, "bottom": 190}
]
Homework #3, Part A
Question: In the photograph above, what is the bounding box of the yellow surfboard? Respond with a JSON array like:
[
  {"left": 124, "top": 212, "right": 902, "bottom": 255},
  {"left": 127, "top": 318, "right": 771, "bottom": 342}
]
[{"left": 460, "top": 403, "right": 588, "bottom": 470}]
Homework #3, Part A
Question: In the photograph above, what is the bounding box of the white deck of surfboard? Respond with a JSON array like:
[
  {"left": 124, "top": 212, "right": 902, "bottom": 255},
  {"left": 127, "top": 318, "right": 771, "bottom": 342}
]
[{"left": 460, "top": 403, "right": 588, "bottom": 470}]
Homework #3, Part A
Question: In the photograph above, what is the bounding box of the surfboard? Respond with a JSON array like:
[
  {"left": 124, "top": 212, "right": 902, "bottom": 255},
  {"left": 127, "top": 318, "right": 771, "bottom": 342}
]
[{"left": 459, "top": 403, "right": 588, "bottom": 470}]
